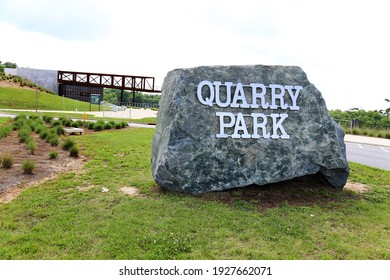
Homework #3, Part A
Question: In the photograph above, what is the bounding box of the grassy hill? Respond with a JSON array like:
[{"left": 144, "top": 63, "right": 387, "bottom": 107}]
[{"left": 0, "top": 86, "right": 100, "bottom": 111}]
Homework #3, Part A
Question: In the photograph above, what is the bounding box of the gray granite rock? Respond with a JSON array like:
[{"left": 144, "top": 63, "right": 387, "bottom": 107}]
[{"left": 151, "top": 65, "right": 349, "bottom": 194}]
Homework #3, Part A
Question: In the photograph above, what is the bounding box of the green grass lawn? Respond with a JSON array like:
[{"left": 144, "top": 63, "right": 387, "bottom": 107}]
[
  {"left": 0, "top": 128, "right": 389, "bottom": 260},
  {"left": 0, "top": 86, "right": 101, "bottom": 111},
  {"left": 0, "top": 117, "right": 11, "bottom": 126}
]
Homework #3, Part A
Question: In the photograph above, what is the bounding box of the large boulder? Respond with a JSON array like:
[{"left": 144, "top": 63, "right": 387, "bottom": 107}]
[{"left": 152, "top": 65, "right": 349, "bottom": 194}]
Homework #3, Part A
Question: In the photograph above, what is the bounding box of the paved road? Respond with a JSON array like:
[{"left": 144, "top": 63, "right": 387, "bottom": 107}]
[{"left": 346, "top": 142, "right": 390, "bottom": 170}]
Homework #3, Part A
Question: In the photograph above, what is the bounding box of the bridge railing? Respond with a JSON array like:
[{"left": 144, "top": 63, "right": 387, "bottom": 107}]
[{"left": 58, "top": 70, "right": 161, "bottom": 93}]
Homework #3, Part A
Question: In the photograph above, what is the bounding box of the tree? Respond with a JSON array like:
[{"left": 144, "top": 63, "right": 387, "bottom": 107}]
[
  {"left": 0, "top": 60, "right": 17, "bottom": 73},
  {"left": 3, "top": 61, "right": 17, "bottom": 68}
]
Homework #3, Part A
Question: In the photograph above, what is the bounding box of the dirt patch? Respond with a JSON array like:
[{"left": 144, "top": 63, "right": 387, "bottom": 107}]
[
  {"left": 344, "top": 182, "right": 370, "bottom": 194},
  {"left": 153, "top": 176, "right": 367, "bottom": 211},
  {"left": 198, "top": 178, "right": 367, "bottom": 211},
  {"left": 120, "top": 186, "right": 144, "bottom": 197},
  {"left": 0, "top": 130, "right": 86, "bottom": 203}
]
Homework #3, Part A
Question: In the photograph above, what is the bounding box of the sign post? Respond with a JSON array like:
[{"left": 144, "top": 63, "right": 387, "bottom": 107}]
[{"left": 90, "top": 94, "right": 101, "bottom": 111}]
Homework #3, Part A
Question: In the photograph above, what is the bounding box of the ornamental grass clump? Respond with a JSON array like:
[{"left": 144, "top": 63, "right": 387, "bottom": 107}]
[
  {"left": 39, "top": 127, "right": 49, "bottom": 140},
  {"left": 26, "top": 138, "right": 37, "bottom": 154},
  {"left": 22, "top": 159, "right": 36, "bottom": 174},
  {"left": 62, "top": 138, "right": 75, "bottom": 151},
  {"left": 46, "top": 133, "right": 59, "bottom": 146},
  {"left": 18, "top": 125, "right": 32, "bottom": 143},
  {"left": 69, "top": 145, "right": 79, "bottom": 157},
  {"left": 1, "top": 154, "right": 14, "bottom": 169},
  {"left": 0, "top": 126, "right": 12, "bottom": 139},
  {"left": 49, "top": 150, "right": 58, "bottom": 160}
]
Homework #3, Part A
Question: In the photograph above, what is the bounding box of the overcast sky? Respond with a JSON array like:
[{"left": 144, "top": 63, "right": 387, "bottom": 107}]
[{"left": 0, "top": 0, "right": 389, "bottom": 111}]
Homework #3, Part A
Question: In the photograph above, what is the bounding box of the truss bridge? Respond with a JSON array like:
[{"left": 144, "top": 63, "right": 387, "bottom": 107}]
[{"left": 57, "top": 70, "right": 161, "bottom": 104}]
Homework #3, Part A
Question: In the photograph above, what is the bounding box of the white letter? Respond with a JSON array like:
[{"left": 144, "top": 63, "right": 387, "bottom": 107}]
[
  {"left": 271, "top": 113, "right": 290, "bottom": 139},
  {"left": 231, "top": 83, "right": 250, "bottom": 108},
  {"left": 232, "top": 113, "right": 251, "bottom": 138},
  {"left": 270, "top": 84, "right": 288, "bottom": 110},
  {"left": 197, "top": 80, "right": 214, "bottom": 106},
  {"left": 251, "top": 113, "right": 270, "bottom": 138},
  {"left": 215, "top": 81, "right": 233, "bottom": 108},
  {"left": 216, "top": 112, "right": 235, "bottom": 138},
  {"left": 285, "top": 85, "right": 302, "bottom": 110},
  {"left": 250, "top": 83, "right": 269, "bottom": 109}
]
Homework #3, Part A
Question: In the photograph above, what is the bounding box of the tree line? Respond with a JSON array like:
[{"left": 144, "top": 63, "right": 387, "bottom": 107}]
[
  {"left": 103, "top": 88, "right": 161, "bottom": 105},
  {"left": 330, "top": 101, "right": 390, "bottom": 130},
  {"left": 0, "top": 60, "right": 17, "bottom": 73}
]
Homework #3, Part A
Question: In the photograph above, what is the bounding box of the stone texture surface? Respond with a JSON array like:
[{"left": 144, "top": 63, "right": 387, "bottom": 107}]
[{"left": 152, "top": 65, "right": 349, "bottom": 194}]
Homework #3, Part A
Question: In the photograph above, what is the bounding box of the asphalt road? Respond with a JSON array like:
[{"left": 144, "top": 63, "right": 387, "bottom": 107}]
[{"left": 346, "top": 142, "right": 390, "bottom": 171}]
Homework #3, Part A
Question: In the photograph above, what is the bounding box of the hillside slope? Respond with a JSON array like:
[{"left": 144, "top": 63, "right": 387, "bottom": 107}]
[{"left": 0, "top": 86, "right": 100, "bottom": 111}]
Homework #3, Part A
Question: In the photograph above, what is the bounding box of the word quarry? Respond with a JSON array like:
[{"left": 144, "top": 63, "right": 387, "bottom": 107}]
[{"left": 196, "top": 81, "right": 303, "bottom": 139}]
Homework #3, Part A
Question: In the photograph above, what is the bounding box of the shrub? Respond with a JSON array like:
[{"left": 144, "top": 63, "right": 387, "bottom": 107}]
[
  {"left": 26, "top": 119, "right": 36, "bottom": 131},
  {"left": 377, "top": 132, "right": 384, "bottom": 138},
  {"left": 18, "top": 126, "right": 32, "bottom": 143},
  {"left": 42, "top": 115, "right": 53, "bottom": 123},
  {"left": 29, "top": 115, "right": 40, "bottom": 120},
  {"left": 352, "top": 129, "right": 359, "bottom": 135},
  {"left": 33, "top": 118, "right": 43, "bottom": 127},
  {"left": 94, "top": 123, "right": 103, "bottom": 131},
  {"left": 27, "top": 138, "right": 37, "bottom": 154},
  {"left": 62, "top": 138, "right": 75, "bottom": 151},
  {"left": 63, "top": 119, "right": 72, "bottom": 127},
  {"left": 39, "top": 128, "right": 49, "bottom": 140},
  {"left": 121, "top": 122, "right": 128, "bottom": 128},
  {"left": 22, "top": 159, "right": 36, "bottom": 174},
  {"left": 35, "top": 124, "right": 47, "bottom": 134},
  {"left": 69, "top": 145, "right": 79, "bottom": 157},
  {"left": 385, "top": 132, "right": 390, "bottom": 139},
  {"left": 109, "top": 121, "right": 116, "bottom": 126},
  {"left": 52, "top": 125, "right": 65, "bottom": 135},
  {"left": 1, "top": 154, "right": 14, "bottom": 169},
  {"left": 103, "top": 122, "right": 113, "bottom": 130},
  {"left": 87, "top": 122, "right": 95, "bottom": 129},
  {"left": 49, "top": 150, "right": 58, "bottom": 159},
  {"left": 51, "top": 120, "right": 61, "bottom": 127},
  {"left": 114, "top": 123, "right": 122, "bottom": 129},
  {"left": 51, "top": 137, "right": 59, "bottom": 146},
  {"left": 12, "top": 118, "right": 26, "bottom": 130},
  {"left": 46, "top": 134, "right": 59, "bottom": 146},
  {"left": 71, "top": 121, "right": 79, "bottom": 128},
  {"left": 14, "top": 115, "right": 27, "bottom": 121},
  {"left": 0, "top": 126, "right": 12, "bottom": 139},
  {"left": 95, "top": 120, "right": 105, "bottom": 126},
  {"left": 77, "top": 120, "right": 84, "bottom": 127}
]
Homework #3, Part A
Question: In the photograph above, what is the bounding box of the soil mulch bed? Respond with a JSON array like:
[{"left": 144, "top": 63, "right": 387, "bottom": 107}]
[{"left": 0, "top": 130, "right": 85, "bottom": 203}]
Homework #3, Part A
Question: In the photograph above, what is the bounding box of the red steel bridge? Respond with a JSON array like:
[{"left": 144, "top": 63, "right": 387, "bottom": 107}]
[{"left": 57, "top": 70, "right": 161, "bottom": 103}]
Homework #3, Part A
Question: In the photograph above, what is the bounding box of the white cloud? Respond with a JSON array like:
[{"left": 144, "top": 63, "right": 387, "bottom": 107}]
[{"left": 0, "top": 0, "right": 112, "bottom": 41}]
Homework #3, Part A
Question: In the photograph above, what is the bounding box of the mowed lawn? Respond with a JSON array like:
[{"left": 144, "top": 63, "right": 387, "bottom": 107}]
[
  {"left": 0, "top": 86, "right": 100, "bottom": 111},
  {"left": 0, "top": 128, "right": 389, "bottom": 259}
]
